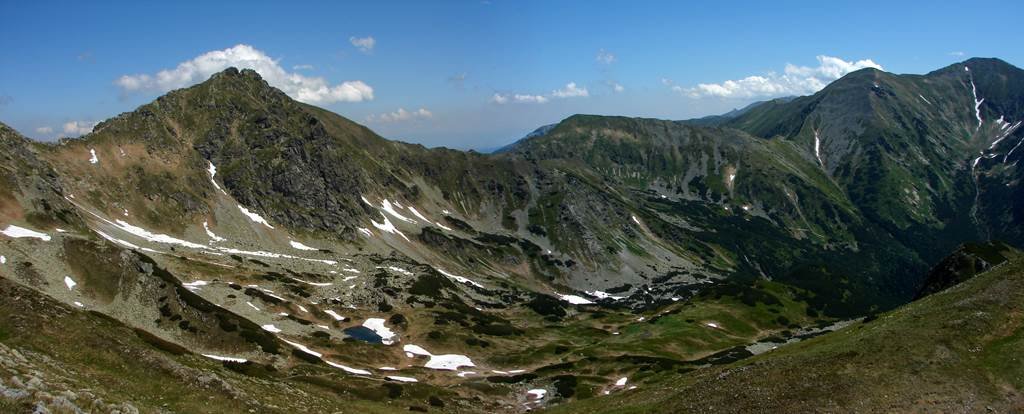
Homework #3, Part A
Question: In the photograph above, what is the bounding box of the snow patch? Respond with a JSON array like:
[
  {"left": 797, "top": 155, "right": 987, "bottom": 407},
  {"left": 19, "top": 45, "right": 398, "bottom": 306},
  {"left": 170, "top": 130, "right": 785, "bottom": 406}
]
[
  {"left": 970, "top": 78, "right": 984, "bottom": 130},
  {"left": 379, "top": 266, "right": 414, "bottom": 276},
  {"left": 325, "top": 361, "right": 371, "bottom": 375},
  {"left": 114, "top": 220, "right": 207, "bottom": 249},
  {"left": 386, "top": 376, "right": 418, "bottom": 383},
  {"left": 363, "top": 318, "right": 397, "bottom": 345},
  {"left": 292, "top": 277, "right": 332, "bottom": 287},
  {"left": 64, "top": 276, "right": 77, "bottom": 290},
  {"left": 813, "top": 130, "right": 825, "bottom": 167},
  {"left": 207, "top": 162, "right": 228, "bottom": 195},
  {"left": 237, "top": 205, "right": 274, "bottom": 229},
  {"left": 1, "top": 225, "right": 51, "bottom": 241},
  {"left": 203, "top": 221, "right": 226, "bottom": 242},
  {"left": 281, "top": 339, "right": 322, "bottom": 358},
  {"left": 88, "top": 149, "right": 98, "bottom": 164},
  {"left": 289, "top": 240, "right": 319, "bottom": 251},
  {"left": 214, "top": 245, "right": 337, "bottom": 266},
  {"left": 324, "top": 310, "right": 345, "bottom": 321},
  {"left": 404, "top": 344, "right": 432, "bottom": 357},
  {"left": 527, "top": 389, "right": 547, "bottom": 400},
  {"left": 381, "top": 199, "right": 416, "bottom": 223},
  {"left": 261, "top": 324, "right": 282, "bottom": 333},
  {"left": 203, "top": 354, "right": 247, "bottom": 363},
  {"left": 357, "top": 227, "right": 373, "bottom": 237},
  {"left": 402, "top": 344, "right": 475, "bottom": 371},
  {"left": 557, "top": 294, "right": 594, "bottom": 305},
  {"left": 436, "top": 268, "right": 485, "bottom": 289},
  {"left": 1006, "top": 134, "right": 1024, "bottom": 163},
  {"left": 95, "top": 230, "right": 140, "bottom": 249},
  {"left": 407, "top": 206, "right": 430, "bottom": 223},
  {"left": 183, "top": 280, "right": 209, "bottom": 291},
  {"left": 370, "top": 214, "right": 409, "bottom": 241},
  {"left": 424, "top": 354, "right": 475, "bottom": 371},
  {"left": 586, "top": 290, "right": 624, "bottom": 301}
]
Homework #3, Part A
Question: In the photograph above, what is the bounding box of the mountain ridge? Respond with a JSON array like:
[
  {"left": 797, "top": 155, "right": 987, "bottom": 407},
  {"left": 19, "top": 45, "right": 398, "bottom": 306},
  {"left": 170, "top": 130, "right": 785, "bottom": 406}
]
[{"left": 0, "top": 57, "right": 1022, "bottom": 412}]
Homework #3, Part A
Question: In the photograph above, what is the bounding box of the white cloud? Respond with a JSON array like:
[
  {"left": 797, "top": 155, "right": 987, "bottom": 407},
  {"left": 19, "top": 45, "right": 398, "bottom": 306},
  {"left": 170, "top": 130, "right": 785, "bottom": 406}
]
[
  {"left": 367, "top": 108, "right": 433, "bottom": 123},
  {"left": 62, "top": 121, "right": 97, "bottom": 137},
  {"left": 492, "top": 81, "right": 589, "bottom": 104},
  {"left": 609, "top": 82, "right": 624, "bottom": 92},
  {"left": 491, "top": 93, "right": 548, "bottom": 104},
  {"left": 681, "top": 55, "right": 883, "bottom": 99},
  {"left": 490, "top": 93, "right": 509, "bottom": 104},
  {"left": 948, "top": 51, "right": 965, "bottom": 57},
  {"left": 115, "top": 44, "right": 373, "bottom": 104},
  {"left": 513, "top": 94, "right": 549, "bottom": 103},
  {"left": 596, "top": 49, "right": 616, "bottom": 64},
  {"left": 552, "top": 82, "right": 589, "bottom": 98},
  {"left": 292, "top": 64, "right": 314, "bottom": 70},
  {"left": 349, "top": 36, "right": 376, "bottom": 53},
  {"left": 35, "top": 126, "right": 53, "bottom": 135}
]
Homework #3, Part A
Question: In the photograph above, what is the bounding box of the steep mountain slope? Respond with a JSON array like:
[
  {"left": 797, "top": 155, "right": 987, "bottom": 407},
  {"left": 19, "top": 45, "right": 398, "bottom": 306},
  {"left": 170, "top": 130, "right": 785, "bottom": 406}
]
[
  {"left": 502, "top": 57, "right": 1024, "bottom": 314},
  {"left": 45, "top": 68, "right": 703, "bottom": 298},
  {"left": 724, "top": 58, "right": 1024, "bottom": 261},
  {"left": 546, "top": 249, "right": 1024, "bottom": 413},
  {"left": 0, "top": 58, "right": 1022, "bottom": 413}
]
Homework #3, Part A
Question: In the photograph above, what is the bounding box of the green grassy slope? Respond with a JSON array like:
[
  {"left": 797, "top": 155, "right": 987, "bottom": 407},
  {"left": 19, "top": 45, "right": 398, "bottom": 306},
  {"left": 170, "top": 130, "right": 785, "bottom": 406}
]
[{"left": 546, "top": 253, "right": 1024, "bottom": 413}]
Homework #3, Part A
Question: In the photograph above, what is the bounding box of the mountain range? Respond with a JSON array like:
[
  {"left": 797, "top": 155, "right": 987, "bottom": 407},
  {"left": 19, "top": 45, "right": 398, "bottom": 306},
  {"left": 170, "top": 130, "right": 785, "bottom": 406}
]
[{"left": 0, "top": 57, "right": 1021, "bottom": 413}]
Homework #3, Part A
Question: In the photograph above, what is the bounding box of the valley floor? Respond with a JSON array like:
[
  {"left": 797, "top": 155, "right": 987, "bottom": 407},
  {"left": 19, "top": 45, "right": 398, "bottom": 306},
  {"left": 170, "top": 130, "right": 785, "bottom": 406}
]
[{"left": 545, "top": 257, "right": 1024, "bottom": 413}]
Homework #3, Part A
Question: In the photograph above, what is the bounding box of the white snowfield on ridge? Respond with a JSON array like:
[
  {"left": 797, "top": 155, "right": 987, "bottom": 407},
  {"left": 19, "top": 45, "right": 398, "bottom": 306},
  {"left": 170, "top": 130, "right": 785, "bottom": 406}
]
[{"left": 65, "top": 196, "right": 342, "bottom": 267}]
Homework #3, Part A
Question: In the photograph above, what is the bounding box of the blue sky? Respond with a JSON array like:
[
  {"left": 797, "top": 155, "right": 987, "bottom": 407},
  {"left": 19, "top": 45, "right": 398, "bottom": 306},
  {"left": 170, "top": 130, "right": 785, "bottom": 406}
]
[{"left": 1, "top": 0, "right": 1021, "bottom": 150}]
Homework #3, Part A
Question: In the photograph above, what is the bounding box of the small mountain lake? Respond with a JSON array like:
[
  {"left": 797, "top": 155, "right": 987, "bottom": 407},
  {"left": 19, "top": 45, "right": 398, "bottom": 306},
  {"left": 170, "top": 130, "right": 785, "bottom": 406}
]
[{"left": 344, "top": 326, "right": 384, "bottom": 344}]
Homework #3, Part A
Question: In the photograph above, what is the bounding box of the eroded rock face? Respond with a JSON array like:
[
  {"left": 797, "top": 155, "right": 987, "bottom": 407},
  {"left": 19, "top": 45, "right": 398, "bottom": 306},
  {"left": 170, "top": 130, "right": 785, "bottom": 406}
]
[{"left": 0, "top": 124, "right": 84, "bottom": 232}]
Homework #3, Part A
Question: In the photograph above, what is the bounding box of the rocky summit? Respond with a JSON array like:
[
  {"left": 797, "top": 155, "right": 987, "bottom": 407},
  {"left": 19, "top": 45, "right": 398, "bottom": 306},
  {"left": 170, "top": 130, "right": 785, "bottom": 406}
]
[{"left": 1, "top": 57, "right": 1023, "bottom": 413}]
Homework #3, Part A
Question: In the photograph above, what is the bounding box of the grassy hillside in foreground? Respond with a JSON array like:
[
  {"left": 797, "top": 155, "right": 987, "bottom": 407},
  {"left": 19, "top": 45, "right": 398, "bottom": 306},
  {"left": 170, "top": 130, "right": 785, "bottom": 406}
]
[
  {"left": 0, "top": 275, "right": 477, "bottom": 414},
  {"left": 545, "top": 253, "right": 1024, "bottom": 413}
]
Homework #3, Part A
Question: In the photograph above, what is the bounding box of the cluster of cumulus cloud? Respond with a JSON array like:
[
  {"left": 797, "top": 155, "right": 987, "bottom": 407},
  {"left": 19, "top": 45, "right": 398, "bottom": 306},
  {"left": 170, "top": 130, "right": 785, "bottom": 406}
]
[
  {"left": 678, "top": 55, "right": 883, "bottom": 99},
  {"left": 35, "top": 121, "right": 98, "bottom": 138},
  {"left": 366, "top": 107, "right": 433, "bottom": 123},
  {"left": 115, "top": 44, "right": 374, "bottom": 105},
  {"left": 491, "top": 81, "right": 590, "bottom": 104}
]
